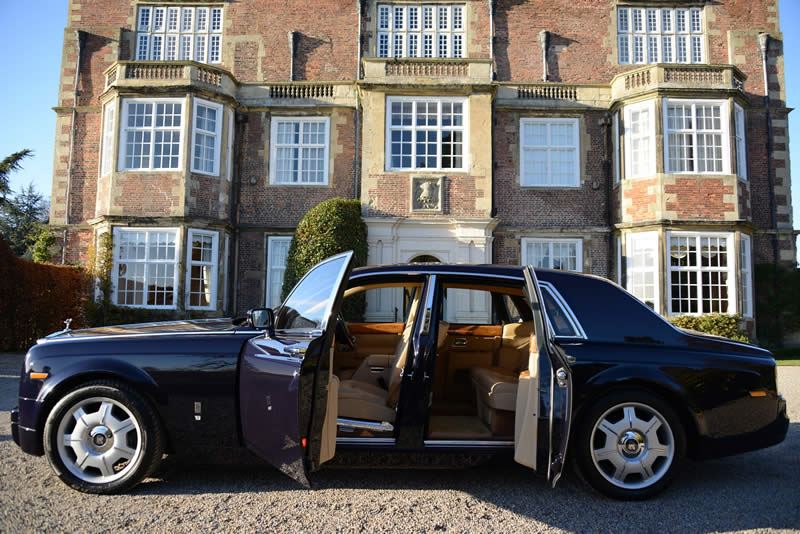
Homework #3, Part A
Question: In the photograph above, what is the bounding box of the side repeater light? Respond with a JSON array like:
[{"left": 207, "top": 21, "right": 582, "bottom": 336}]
[{"left": 29, "top": 372, "right": 49, "bottom": 380}]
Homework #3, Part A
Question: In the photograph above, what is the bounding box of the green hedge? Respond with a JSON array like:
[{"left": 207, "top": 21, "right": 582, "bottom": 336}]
[
  {"left": 281, "top": 198, "right": 368, "bottom": 316},
  {"left": 754, "top": 263, "right": 800, "bottom": 348},
  {"left": 668, "top": 314, "right": 749, "bottom": 343}
]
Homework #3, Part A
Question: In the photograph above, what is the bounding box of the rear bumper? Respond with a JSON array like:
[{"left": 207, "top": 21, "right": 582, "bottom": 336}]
[{"left": 695, "top": 395, "right": 789, "bottom": 460}]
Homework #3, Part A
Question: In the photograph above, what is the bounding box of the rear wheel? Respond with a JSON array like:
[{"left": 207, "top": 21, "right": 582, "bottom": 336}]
[
  {"left": 43, "top": 381, "right": 164, "bottom": 494},
  {"left": 575, "top": 390, "right": 685, "bottom": 500}
]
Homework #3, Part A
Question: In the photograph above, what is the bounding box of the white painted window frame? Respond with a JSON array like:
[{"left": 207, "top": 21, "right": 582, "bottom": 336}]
[
  {"left": 521, "top": 237, "right": 584, "bottom": 272},
  {"left": 617, "top": 6, "right": 705, "bottom": 65},
  {"left": 666, "top": 231, "right": 737, "bottom": 316},
  {"left": 265, "top": 236, "right": 293, "bottom": 309},
  {"left": 385, "top": 96, "right": 469, "bottom": 172},
  {"left": 135, "top": 4, "right": 223, "bottom": 64},
  {"left": 112, "top": 227, "right": 181, "bottom": 310},
  {"left": 118, "top": 97, "right": 185, "bottom": 172},
  {"left": 663, "top": 98, "right": 732, "bottom": 175},
  {"left": 625, "top": 231, "right": 661, "bottom": 311},
  {"left": 734, "top": 103, "right": 748, "bottom": 181},
  {"left": 623, "top": 99, "right": 657, "bottom": 179},
  {"left": 100, "top": 101, "right": 116, "bottom": 177},
  {"left": 226, "top": 110, "right": 234, "bottom": 181},
  {"left": 269, "top": 116, "right": 331, "bottom": 185},
  {"left": 376, "top": 3, "right": 465, "bottom": 58},
  {"left": 185, "top": 228, "right": 219, "bottom": 311},
  {"left": 191, "top": 98, "right": 223, "bottom": 176},
  {"left": 519, "top": 117, "right": 581, "bottom": 188},
  {"left": 612, "top": 111, "right": 621, "bottom": 184},
  {"left": 740, "top": 233, "right": 753, "bottom": 318}
]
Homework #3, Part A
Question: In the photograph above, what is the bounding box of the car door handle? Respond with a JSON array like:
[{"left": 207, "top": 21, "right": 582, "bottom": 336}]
[{"left": 453, "top": 338, "right": 467, "bottom": 346}]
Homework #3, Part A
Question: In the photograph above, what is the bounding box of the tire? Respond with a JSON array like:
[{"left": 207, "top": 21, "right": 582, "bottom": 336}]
[
  {"left": 574, "top": 389, "right": 686, "bottom": 500},
  {"left": 43, "top": 380, "right": 164, "bottom": 494}
]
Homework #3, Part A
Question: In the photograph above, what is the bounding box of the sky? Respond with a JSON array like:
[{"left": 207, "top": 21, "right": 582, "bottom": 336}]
[{"left": 0, "top": 0, "right": 798, "bottom": 253}]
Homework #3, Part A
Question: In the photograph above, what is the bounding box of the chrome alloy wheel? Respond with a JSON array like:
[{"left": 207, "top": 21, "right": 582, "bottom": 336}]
[
  {"left": 55, "top": 397, "right": 143, "bottom": 484},
  {"left": 590, "top": 402, "right": 675, "bottom": 490}
]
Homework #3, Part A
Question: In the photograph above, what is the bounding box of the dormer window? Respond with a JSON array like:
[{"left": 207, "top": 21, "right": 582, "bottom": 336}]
[
  {"left": 617, "top": 6, "right": 704, "bottom": 64},
  {"left": 135, "top": 5, "right": 223, "bottom": 64},
  {"left": 376, "top": 3, "right": 465, "bottom": 59}
]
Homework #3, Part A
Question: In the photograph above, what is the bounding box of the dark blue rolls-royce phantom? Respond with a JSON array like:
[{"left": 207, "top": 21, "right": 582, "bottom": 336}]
[{"left": 11, "top": 252, "right": 788, "bottom": 499}]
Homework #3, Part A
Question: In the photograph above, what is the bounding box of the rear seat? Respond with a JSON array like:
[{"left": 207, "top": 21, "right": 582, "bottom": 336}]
[{"left": 470, "top": 321, "right": 533, "bottom": 434}]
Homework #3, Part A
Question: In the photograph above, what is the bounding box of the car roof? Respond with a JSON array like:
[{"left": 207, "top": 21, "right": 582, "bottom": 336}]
[{"left": 351, "top": 263, "right": 594, "bottom": 284}]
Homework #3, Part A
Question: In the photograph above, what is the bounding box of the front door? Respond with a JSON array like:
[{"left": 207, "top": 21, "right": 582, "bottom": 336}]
[
  {"left": 521, "top": 266, "right": 573, "bottom": 487},
  {"left": 239, "top": 251, "right": 354, "bottom": 486}
]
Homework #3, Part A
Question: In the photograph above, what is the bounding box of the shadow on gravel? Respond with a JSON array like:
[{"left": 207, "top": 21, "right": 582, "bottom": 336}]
[{"left": 134, "top": 423, "right": 800, "bottom": 533}]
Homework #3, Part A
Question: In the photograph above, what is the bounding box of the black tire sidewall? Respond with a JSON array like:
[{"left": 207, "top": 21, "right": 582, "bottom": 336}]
[
  {"left": 43, "top": 382, "right": 162, "bottom": 494},
  {"left": 575, "top": 389, "right": 686, "bottom": 500}
]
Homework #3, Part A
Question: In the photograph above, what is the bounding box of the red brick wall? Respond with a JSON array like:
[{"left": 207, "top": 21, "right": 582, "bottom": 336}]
[
  {"left": 187, "top": 173, "right": 230, "bottom": 221},
  {"left": 493, "top": 110, "right": 609, "bottom": 229},
  {"left": 111, "top": 173, "right": 182, "bottom": 216},
  {"left": 623, "top": 178, "right": 658, "bottom": 222},
  {"left": 664, "top": 177, "right": 735, "bottom": 220},
  {"left": 237, "top": 108, "right": 357, "bottom": 228}
]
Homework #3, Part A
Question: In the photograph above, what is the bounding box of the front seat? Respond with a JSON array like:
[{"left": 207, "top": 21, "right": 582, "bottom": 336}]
[{"left": 338, "top": 297, "right": 448, "bottom": 423}]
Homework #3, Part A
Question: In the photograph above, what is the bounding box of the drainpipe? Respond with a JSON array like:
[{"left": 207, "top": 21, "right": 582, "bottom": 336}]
[
  {"left": 538, "top": 30, "right": 550, "bottom": 82},
  {"left": 230, "top": 112, "right": 248, "bottom": 314},
  {"left": 288, "top": 31, "right": 297, "bottom": 81},
  {"left": 62, "top": 30, "right": 86, "bottom": 263},
  {"left": 600, "top": 112, "right": 614, "bottom": 278},
  {"left": 758, "top": 32, "right": 778, "bottom": 265},
  {"left": 354, "top": 1, "right": 363, "bottom": 200}
]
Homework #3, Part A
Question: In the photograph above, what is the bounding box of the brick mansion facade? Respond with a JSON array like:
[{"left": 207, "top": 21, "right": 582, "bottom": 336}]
[{"left": 49, "top": 0, "right": 796, "bottom": 327}]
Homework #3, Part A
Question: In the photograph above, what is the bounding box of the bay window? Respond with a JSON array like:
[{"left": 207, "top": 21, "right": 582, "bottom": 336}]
[
  {"left": 625, "top": 232, "right": 660, "bottom": 310},
  {"left": 664, "top": 99, "right": 731, "bottom": 174},
  {"left": 113, "top": 228, "right": 180, "bottom": 309},
  {"left": 266, "top": 236, "right": 292, "bottom": 309},
  {"left": 520, "top": 118, "right": 580, "bottom": 187},
  {"left": 269, "top": 117, "right": 330, "bottom": 185},
  {"left": 521, "top": 238, "right": 583, "bottom": 272},
  {"left": 186, "top": 229, "right": 219, "bottom": 310},
  {"left": 618, "top": 6, "right": 704, "bottom": 64},
  {"left": 136, "top": 5, "right": 223, "bottom": 64},
  {"left": 667, "top": 232, "right": 736, "bottom": 315},
  {"left": 376, "top": 3, "right": 465, "bottom": 58},
  {"left": 386, "top": 97, "right": 466, "bottom": 171}
]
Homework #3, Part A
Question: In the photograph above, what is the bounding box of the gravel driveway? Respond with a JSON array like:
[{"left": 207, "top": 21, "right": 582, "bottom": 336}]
[{"left": 1, "top": 353, "right": 798, "bottom": 533}]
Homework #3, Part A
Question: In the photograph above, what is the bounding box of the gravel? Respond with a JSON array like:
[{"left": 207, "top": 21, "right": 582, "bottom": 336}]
[{"left": 1, "top": 352, "right": 798, "bottom": 533}]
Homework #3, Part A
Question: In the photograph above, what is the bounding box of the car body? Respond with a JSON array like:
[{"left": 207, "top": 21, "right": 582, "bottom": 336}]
[{"left": 12, "top": 253, "right": 789, "bottom": 498}]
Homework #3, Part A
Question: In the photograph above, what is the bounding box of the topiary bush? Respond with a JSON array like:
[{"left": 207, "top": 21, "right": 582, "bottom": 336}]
[
  {"left": 281, "top": 198, "right": 368, "bottom": 315},
  {"left": 668, "top": 313, "right": 750, "bottom": 343}
]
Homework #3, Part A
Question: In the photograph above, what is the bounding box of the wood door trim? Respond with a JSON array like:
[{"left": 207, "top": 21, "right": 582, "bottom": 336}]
[
  {"left": 447, "top": 324, "right": 503, "bottom": 337},
  {"left": 349, "top": 323, "right": 404, "bottom": 335}
]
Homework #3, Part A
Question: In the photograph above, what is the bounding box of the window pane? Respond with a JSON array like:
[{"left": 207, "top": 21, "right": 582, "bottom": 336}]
[
  {"left": 617, "top": 6, "right": 703, "bottom": 64},
  {"left": 275, "top": 254, "right": 349, "bottom": 331}
]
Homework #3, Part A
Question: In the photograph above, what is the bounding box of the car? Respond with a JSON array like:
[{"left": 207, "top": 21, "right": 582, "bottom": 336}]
[{"left": 11, "top": 252, "right": 789, "bottom": 499}]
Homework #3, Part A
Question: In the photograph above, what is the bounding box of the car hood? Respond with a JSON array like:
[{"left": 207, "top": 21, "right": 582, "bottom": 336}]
[
  {"left": 679, "top": 328, "right": 774, "bottom": 359},
  {"left": 40, "top": 318, "right": 239, "bottom": 342}
]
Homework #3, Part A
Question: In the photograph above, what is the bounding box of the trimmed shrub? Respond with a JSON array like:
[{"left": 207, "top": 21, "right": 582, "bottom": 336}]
[
  {"left": 0, "top": 237, "right": 89, "bottom": 351},
  {"left": 281, "top": 198, "right": 368, "bottom": 316},
  {"left": 668, "top": 313, "right": 749, "bottom": 343},
  {"left": 754, "top": 263, "right": 800, "bottom": 348}
]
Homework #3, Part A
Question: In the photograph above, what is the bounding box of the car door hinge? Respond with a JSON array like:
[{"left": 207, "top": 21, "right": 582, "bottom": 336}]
[{"left": 556, "top": 368, "right": 569, "bottom": 389}]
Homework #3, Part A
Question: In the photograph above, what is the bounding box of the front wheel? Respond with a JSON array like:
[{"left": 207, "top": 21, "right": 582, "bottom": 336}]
[
  {"left": 575, "top": 390, "right": 685, "bottom": 500},
  {"left": 43, "top": 381, "right": 164, "bottom": 494}
]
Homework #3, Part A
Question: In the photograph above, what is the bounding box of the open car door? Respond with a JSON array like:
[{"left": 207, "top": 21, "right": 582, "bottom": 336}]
[
  {"left": 239, "top": 251, "right": 354, "bottom": 487},
  {"left": 516, "top": 266, "right": 573, "bottom": 487}
]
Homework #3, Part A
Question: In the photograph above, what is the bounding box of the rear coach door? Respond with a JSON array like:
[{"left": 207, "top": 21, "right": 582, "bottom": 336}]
[
  {"left": 239, "top": 251, "right": 354, "bottom": 486},
  {"left": 523, "top": 266, "right": 573, "bottom": 487}
]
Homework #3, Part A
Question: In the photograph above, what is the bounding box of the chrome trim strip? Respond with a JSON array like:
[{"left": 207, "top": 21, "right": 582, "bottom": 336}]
[
  {"left": 37, "top": 329, "right": 263, "bottom": 344},
  {"left": 337, "top": 418, "right": 395, "bottom": 433},
  {"left": 539, "top": 281, "right": 588, "bottom": 340},
  {"left": 423, "top": 440, "right": 514, "bottom": 447},
  {"left": 336, "top": 437, "right": 396, "bottom": 446}
]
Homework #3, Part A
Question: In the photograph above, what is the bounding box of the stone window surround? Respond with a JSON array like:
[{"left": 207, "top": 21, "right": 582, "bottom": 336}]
[
  {"left": 615, "top": 4, "right": 707, "bottom": 65},
  {"left": 186, "top": 228, "right": 220, "bottom": 310},
  {"left": 520, "top": 237, "right": 584, "bottom": 272}
]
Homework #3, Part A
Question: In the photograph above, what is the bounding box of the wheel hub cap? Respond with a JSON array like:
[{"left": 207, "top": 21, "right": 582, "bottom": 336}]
[
  {"left": 618, "top": 430, "right": 645, "bottom": 458},
  {"left": 89, "top": 425, "right": 113, "bottom": 451}
]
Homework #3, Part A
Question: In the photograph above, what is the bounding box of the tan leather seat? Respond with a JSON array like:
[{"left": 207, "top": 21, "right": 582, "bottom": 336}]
[
  {"left": 337, "top": 299, "right": 449, "bottom": 423},
  {"left": 470, "top": 321, "right": 534, "bottom": 433}
]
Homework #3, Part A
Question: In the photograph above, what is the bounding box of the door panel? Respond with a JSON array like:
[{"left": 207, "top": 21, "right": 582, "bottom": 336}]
[
  {"left": 443, "top": 325, "right": 501, "bottom": 402},
  {"left": 239, "top": 251, "right": 354, "bottom": 486},
  {"left": 521, "top": 266, "right": 573, "bottom": 486},
  {"left": 335, "top": 322, "right": 402, "bottom": 379}
]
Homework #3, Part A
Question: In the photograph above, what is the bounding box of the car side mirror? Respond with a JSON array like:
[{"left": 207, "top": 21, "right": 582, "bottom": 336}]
[{"left": 248, "top": 308, "right": 275, "bottom": 336}]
